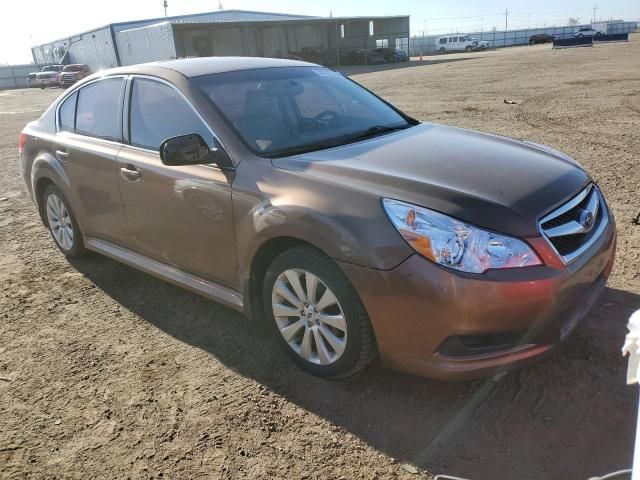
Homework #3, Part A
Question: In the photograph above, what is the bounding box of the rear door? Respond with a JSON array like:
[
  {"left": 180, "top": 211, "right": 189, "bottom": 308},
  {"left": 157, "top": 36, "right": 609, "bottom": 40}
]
[
  {"left": 51, "top": 77, "right": 127, "bottom": 243},
  {"left": 115, "top": 76, "right": 236, "bottom": 286}
]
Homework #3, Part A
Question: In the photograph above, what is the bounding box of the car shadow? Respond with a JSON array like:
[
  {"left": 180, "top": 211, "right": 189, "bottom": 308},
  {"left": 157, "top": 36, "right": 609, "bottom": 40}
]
[
  {"left": 337, "top": 56, "right": 484, "bottom": 76},
  {"left": 69, "top": 254, "right": 638, "bottom": 480}
]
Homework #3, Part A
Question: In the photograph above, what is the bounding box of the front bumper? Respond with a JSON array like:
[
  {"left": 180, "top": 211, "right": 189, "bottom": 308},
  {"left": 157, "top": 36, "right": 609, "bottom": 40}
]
[
  {"left": 339, "top": 216, "right": 616, "bottom": 381},
  {"left": 36, "top": 77, "right": 59, "bottom": 86}
]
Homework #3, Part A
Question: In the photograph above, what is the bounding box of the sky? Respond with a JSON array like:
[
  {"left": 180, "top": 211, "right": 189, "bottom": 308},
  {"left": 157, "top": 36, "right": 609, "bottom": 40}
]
[{"left": 1, "top": 0, "right": 639, "bottom": 64}]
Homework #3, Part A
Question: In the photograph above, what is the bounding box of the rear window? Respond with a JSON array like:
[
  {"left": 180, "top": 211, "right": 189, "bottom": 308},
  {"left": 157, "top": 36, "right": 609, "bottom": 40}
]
[{"left": 75, "top": 78, "right": 123, "bottom": 141}]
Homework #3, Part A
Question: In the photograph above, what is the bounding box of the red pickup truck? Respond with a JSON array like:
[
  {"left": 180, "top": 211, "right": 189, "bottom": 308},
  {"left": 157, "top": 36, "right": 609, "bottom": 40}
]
[{"left": 58, "top": 64, "right": 91, "bottom": 87}]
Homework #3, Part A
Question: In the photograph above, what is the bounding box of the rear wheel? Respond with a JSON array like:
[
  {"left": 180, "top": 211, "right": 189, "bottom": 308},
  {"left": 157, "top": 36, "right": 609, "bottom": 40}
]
[
  {"left": 465, "top": 45, "right": 473, "bottom": 52},
  {"left": 263, "top": 246, "right": 376, "bottom": 379},
  {"left": 43, "top": 184, "right": 87, "bottom": 258}
]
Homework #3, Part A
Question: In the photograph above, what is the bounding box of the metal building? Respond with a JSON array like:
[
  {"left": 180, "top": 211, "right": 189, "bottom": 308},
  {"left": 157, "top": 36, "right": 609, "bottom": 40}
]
[{"left": 31, "top": 10, "right": 410, "bottom": 69}]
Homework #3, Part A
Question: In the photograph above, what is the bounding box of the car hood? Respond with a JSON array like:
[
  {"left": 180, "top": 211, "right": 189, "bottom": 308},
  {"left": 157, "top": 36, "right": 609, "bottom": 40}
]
[{"left": 272, "top": 123, "right": 590, "bottom": 237}]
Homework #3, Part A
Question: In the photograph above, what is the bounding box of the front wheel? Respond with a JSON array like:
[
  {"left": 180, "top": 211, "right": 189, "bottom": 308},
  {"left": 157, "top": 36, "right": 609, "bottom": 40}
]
[
  {"left": 263, "top": 246, "right": 377, "bottom": 379},
  {"left": 43, "top": 184, "right": 87, "bottom": 258}
]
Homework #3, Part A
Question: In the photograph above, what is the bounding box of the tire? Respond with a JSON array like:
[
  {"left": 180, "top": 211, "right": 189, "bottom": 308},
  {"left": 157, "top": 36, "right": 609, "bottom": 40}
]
[
  {"left": 43, "top": 184, "right": 87, "bottom": 258},
  {"left": 439, "top": 47, "right": 446, "bottom": 53},
  {"left": 263, "top": 246, "right": 377, "bottom": 379},
  {"left": 596, "top": 32, "right": 602, "bottom": 36},
  {"left": 465, "top": 46, "right": 472, "bottom": 52}
]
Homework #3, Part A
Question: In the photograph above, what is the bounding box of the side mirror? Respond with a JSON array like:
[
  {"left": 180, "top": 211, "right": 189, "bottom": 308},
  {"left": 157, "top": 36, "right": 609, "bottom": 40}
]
[{"left": 158, "top": 134, "right": 220, "bottom": 166}]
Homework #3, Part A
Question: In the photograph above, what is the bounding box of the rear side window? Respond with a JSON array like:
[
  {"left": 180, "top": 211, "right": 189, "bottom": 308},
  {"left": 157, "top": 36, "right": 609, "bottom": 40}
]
[
  {"left": 58, "top": 91, "right": 77, "bottom": 133},
  {"left": 75, "top": 78, "right": 123, "bottom": 141},
  {"left": 129, "top": 78, "right": 212, "bottom": 151},
  {"left": 439, "top": 38, "right": 447, "bottom": 44}
]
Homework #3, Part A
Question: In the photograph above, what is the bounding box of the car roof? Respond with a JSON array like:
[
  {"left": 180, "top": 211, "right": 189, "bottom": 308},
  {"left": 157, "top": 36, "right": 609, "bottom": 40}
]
[{"left": 113, "top": 56, "right": 316, "bottom": 78}]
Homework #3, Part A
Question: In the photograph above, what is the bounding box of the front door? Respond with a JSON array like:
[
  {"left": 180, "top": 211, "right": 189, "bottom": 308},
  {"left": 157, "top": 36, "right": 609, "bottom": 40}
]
[
  {"left": 115, "top": 77, "right": 237, "bottom": 287},
  {"left": 51, "top": 77, "right": 127, "bottom": 243}
]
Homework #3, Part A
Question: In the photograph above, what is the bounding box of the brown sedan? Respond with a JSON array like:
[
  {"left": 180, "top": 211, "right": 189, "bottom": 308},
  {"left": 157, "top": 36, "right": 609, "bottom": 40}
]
[{"left": 18, "top": 57, "right": 616, "bottom": 380}]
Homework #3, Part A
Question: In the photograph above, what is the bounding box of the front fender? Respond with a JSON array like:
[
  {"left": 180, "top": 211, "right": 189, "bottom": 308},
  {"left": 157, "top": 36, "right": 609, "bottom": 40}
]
[{"left": 231, "top": 159, "right": 413, "bottom": 284}]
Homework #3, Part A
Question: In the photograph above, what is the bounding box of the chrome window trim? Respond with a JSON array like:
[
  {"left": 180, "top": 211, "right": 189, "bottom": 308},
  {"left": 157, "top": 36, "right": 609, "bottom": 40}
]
[
  {"left": 538, "top": 184, "right": 609, "bottom": 266},
  {"left": 118, "top": 142, "right": 222, "bottom": 173},
  {"left": 55, "top": 130, "right": 125, "bottom": 149}
]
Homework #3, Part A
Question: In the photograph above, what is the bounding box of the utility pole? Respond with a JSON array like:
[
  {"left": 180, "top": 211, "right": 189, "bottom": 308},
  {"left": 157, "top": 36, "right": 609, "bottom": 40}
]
[
  {"left": 593, "top": 5, "right": 598, "bottom": 24},
  {"left": 505, "top": 9, "right": 509, "bottom": 31},
  {"left": 163, "top": 0, "right": 168, "bottom": 19}
]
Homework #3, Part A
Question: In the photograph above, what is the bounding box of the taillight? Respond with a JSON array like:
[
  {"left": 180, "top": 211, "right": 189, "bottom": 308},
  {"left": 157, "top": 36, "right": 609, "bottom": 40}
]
[{"left": 18, "top": 132, "right": 26, "bottom": 154}]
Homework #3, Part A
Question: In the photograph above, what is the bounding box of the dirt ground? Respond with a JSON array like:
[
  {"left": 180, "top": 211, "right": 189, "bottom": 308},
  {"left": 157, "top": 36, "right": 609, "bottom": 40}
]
[{"left": 1, "top": 37, "right": 639, "bottom": 480}]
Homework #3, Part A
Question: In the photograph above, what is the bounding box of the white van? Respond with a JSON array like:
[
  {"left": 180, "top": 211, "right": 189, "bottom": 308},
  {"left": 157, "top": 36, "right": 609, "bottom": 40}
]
[{"left": 435, "top": 35, "right": 475, "bottom": 53}]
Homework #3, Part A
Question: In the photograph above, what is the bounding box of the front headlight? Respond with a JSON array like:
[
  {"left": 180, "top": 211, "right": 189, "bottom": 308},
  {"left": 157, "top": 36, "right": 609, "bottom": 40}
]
[{"left": 383, "top": 199, "right": 542, "bottom": 274}]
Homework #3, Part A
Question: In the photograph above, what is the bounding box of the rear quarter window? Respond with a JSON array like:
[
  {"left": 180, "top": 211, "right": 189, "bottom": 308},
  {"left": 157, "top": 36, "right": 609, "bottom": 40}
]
[{"left": 58, "top": 91, "right": 77, "bottom": 133}]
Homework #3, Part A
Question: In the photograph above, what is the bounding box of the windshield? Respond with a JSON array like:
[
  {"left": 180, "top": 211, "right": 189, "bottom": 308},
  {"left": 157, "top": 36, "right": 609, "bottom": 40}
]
[
  {"left": 194, "top": 67, "right": 412, "bottom": 157},
  {"left": 63, "top": 65, "right": 83, "bottom": 72},
  {"left": 42, "top": 66, "right": 60, "bottom": 72}
]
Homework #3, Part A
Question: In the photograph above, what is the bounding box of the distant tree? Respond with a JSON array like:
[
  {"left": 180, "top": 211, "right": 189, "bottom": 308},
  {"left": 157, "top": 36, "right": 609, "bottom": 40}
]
[
  {"left": 491, "top": 26, "right": 497, "bottom": 32},
  {"left": 568, "top": 17, "right": 580, "bottom": 26}
]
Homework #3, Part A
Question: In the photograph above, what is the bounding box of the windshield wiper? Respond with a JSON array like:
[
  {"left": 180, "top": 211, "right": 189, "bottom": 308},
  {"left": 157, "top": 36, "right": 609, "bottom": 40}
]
[
  {"left": 266, "top": 124, "right": 412, "bottom": 158},
  {"left": 267, "top": 141, "right": 340, "bottom": 158},
  {"left": 338, "top": 124, "right": 412, "bottom": 145}
]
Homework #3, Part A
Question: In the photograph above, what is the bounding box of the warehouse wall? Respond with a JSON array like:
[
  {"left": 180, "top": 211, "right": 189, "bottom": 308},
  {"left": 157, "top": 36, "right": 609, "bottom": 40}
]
[
  {"left": 31, "top": 26, "right": 119, "bottom": 71},
  {"left": 116, "top": 22, "right": 176, "bottom": 66},
  {"left": 285, "top": 24, "right": 328, "bottom": 52}
]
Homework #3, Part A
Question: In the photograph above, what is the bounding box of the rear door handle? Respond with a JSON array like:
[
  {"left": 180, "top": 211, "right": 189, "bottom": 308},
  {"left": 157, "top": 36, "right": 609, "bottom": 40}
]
[
  {"left": 120, "top": 165, "right": 142, "bottom": 181},
  {"left": 55, "top": 149, "right": 70, "bottom": 161}
]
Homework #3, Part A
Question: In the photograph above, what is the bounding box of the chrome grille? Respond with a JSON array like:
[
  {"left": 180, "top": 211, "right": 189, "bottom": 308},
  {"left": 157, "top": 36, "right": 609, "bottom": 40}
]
[{"left": 539, "top": 184, "right": 608, "bottom": 264}]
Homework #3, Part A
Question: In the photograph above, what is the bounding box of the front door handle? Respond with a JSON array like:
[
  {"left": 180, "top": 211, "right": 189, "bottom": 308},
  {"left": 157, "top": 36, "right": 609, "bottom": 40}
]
[
  {"left": 55, "top": 149, "right": 70, "bottom": 162},
  {"left": 120, "top": 165, "right": 142, "bottom": 181}
]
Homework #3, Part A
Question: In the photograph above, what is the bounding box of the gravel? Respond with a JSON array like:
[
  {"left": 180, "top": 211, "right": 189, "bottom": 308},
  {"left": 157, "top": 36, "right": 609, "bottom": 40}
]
[{"left": 1, "top": 36, "right": 639, "bottom": 480}]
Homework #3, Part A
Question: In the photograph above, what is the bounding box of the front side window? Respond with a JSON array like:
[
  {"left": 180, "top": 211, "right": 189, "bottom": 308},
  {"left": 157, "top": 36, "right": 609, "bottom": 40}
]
[
  {"left": 75, "top": 78, "right": 123, "bottom": 141},
  {"left": 129, "top": 78, "right": 213, "bottom": 152},
  {"left": 195, "top": 66, "right": 411, "bottom": 157},
  {"left": 58, "top": 91, "right": 77, "bottom": 133},
  {"left": 439, "top": 38, "right": 447, "bottom": 44}
]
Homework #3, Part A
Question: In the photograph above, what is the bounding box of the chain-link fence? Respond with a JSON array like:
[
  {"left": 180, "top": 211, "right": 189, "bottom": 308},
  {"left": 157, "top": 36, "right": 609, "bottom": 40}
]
[{"left": 410, "top": 22, "right": 638, "bottom": 55}]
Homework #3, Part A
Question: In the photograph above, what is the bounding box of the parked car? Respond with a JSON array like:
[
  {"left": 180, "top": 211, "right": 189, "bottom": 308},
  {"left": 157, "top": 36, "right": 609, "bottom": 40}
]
[
  {"left": 529, "top": 33, "right": 555, "bottom": 45},
  {"left": 297, "top": 47, "right": 337, "bottom": 66},
  {"left": 369, "top": 47, "right": 409, "bottom": 63},
  {"left": 471, "top": 38, "right": 490, "bottom": 51},
  {"left": 27, "top": 65, "right": 63, "bottom": 88},
  {"left": 339, "top": 48, "right": 366, "bottom": 65},
  {"left": 574, "top": 27, "right": 604, "bottom": 37},
  {"left": 435, "top": 35, "right": 475, "bottom": 53},
  {"left": 19, "top": 58, "right": 616, "bottom": 380},
  {"left": 59, "top": 64, "right": 91, "bottom": 87}
]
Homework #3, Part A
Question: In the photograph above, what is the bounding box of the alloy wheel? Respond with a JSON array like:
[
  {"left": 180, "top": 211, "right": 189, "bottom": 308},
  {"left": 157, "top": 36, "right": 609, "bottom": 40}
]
[
  {"left": 271, "top": 269, "right": 348, "bottom": 365},
  {"left": 46, "top": 193, "right": 74, "bottom": 251}
]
